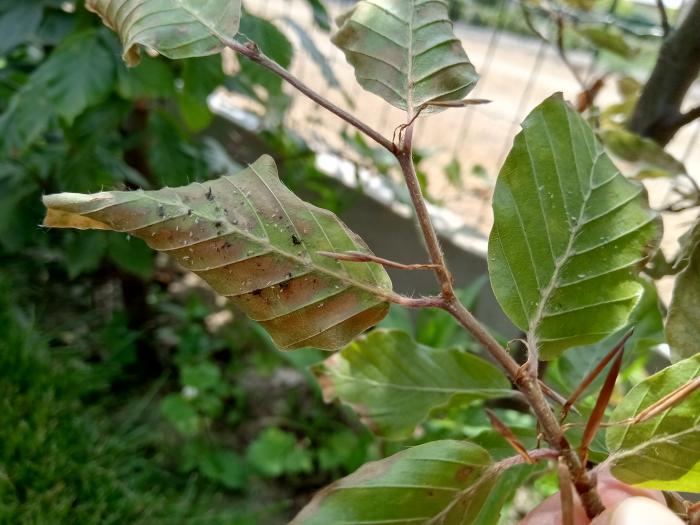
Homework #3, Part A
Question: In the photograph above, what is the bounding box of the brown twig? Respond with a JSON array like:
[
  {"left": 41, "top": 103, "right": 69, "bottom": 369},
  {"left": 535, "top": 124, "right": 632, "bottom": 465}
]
[
  {"left": 559, "top": 458, "right": 575, "bottom": 525},
  {"left": 225, "top": 30, "right": 605, "bottom": 521},
  {"left": 225, "top": 39, "right": 393, "bottom": 152}
]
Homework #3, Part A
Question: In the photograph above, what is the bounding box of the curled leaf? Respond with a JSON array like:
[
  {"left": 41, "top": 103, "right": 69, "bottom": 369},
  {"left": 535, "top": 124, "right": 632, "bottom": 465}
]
[
  {"left": 43, "top": 155, "right": 392, "bottom": 350},
  {"left": 332, "top": 0, "right": 478, "bottom": 117},
  {"left": 86, "top": 0, "right": 241, "bottom": 66}
]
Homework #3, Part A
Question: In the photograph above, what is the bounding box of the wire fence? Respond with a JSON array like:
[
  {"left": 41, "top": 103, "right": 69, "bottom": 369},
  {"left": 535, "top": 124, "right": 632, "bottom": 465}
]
[{"left": 244, "top": 0, "right": 700, "bottom": 238}]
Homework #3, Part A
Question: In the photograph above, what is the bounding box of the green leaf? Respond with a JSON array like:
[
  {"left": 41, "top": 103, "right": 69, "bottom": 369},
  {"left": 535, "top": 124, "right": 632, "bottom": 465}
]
[
  {"left": 63, "top": 231, "right": 109, "bottom": 279},
  {"left": 488, "top": 94, "right": 661, "bottom": 360},
  {"left": 181, "top": 362, "right": 222, "bottom": 390},
  {"left": 161, "top": 394, "right": 200, "bottom": 436},
  {"left": 606, "top": 354, "right": 700, "bottom": 491},
  {"left": 332, "top": 0, "right": 478, "bottom": 116},
  {"left": 116, "top": 56, "right": 175, "bottom": 100},
  {"left": 548, "top": 279, "right": 665, "bottom": 397},
  {"left": 108, "top": 235, "right": 155, "bottom": 280},
  {"left": 415, "top": 279, "right": 486, "bottom": 348},
  {"left": 198, "top": 449, "right": 247, "bottom": 489},
  {"left": 291, "top": 440, "right": 497, "bottom": 525},
  {"left": 177, "top": 56, "right": 225, "bottom": 131},
  {"left": 0, "top": 1, "right": 43, "bottom": 55},
  {"left": 444, "top": 157, "right": 462, "bottom": 189},
  {"left": 576, "top": 25, "right": 636, "bottom": 58},
  {"left": 246, "top": 427, "right": 312, "bottom": 477},
  {"left": 313, "top": 329, "right": 513, "bottom": 439},
  {"left": 600, "top": 126, "right": 687, "bottom": 177},
  {"left": 146, "top": 109, "right": 208, "bottom": 186},
  {"left": 85, "top": 0, "right": 241, "bottom": 66},
  {"left": 42, "top": 155, "right": 392, "bottom": 351},
  {"left": 304, "top": 0, "right": 332, "bottom": 31},
  {"left": 39, "top": 30, "right": 116, "bottom": 124},
  {"left": 666, "top": 220, "right": 700, "bottom": 361},
  {"left": 0, "top": 29, "right": 115, "bottom": 155}
]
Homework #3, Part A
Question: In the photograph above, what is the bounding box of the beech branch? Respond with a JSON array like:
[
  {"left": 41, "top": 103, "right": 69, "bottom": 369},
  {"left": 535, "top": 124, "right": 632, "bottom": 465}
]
[
  {"left": 224, "top": 29, "right": 605, "bottom": 520},
  {"left": 224, "top": 39, "right": 394, "bottom": 152}
]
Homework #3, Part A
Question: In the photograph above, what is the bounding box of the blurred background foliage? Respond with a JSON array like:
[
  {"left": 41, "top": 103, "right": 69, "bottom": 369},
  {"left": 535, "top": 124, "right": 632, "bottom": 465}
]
[{"left": 0, "top": 0, "right": 680, "bottom": 523}]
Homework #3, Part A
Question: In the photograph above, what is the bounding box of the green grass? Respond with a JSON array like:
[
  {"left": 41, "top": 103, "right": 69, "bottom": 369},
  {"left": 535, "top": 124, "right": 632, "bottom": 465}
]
[{"left": 0, "top": 281, "right": 277, "bottom": 525}]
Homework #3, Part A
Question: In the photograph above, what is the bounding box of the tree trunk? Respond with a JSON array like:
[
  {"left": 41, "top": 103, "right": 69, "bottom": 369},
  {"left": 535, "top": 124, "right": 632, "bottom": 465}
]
[{"left": 627, "top": 0, "right": 700, "bottom": 145}]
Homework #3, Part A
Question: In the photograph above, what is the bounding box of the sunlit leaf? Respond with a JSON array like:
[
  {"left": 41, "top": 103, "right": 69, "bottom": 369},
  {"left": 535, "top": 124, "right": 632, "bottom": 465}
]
[
  {"left": 313, "top": 329, "right": 513, "bottom": 439},
  {"left": 666, "top": 220, "right": 700, "bottom": 361},
  {"left": 577, "top": 25, "right": 637, "bottom": 59},
  {"left": 488, "top": 94, "right": 661, "bottom": 360},
  {"left": 600, "top": 126, "right": 687, "bottom": 177},
  {"left": 291, "top": 440, "right": 498, "bottom": 525},
  {"left": 42, "top": 155, "right": 392, "bottom": 351},
  {"left": 606, "top": 354, "right": 700, "bottom": 491},
  {"left": 85, "top": 0, "right": 241, "bottom": 66},
  {"left": 332, "top": 0, "right": 478, "bottom": 117}
]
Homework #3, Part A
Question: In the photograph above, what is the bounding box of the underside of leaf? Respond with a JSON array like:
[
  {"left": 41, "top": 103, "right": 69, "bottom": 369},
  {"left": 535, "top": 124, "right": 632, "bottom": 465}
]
[
  {"left": 488, "top": 93, "right": 662, "bottom": 359},
  {"left": 291, "top": 440, "right": 497, "bottom": 525},
  {"left": 86, "top": 0, "right": 241, "bottom": 66},
  {"left": 314, "top": 329, "right": 514, "bottom": 439},
  {"left": 606, "top": 353, "right": 700, "bottom": 491},
  {"left": 43, "top": 155, "right": 392, "bottom": 350},
  {"left": 332, "top": 0, "right": 478, "bottom": 116}
]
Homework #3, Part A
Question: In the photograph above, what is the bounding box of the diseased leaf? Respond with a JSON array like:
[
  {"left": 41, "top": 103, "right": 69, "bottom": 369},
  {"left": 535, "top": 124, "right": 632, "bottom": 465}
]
[
  {"left": 606, "top": 354, "right": 700, "bottom": 491},
  {"left": 332, "top": 0, "right": 478, "bottom": 116},
  {"left": 42, "top": 155, "right": 392, "bottom": 351},
  {"left": 313, "top": 329, "right": 513, "bottom": 439},
  {"left": 85, "top": 0, "right": 241, "bottom": 66},
  {"left": 488, "top": 94, "right": 661, "bottom": 360},
  {"left": 291, "top": 440, "right": 498, "bottom": 525},
  {"left": 666, "top": 220, "right": 700, "bottom": 361}
]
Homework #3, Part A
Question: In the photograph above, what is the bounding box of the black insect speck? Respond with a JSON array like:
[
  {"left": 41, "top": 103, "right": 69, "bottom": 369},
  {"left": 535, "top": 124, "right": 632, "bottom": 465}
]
[
  {"left": 205, "top": 187, "right": 214, "bottom": 200},
  {"left": 291, "top": 234, "right": 302, "bottom": 245}
]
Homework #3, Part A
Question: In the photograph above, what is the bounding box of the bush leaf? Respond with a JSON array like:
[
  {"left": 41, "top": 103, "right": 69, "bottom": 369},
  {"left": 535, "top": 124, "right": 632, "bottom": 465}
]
[
  {"left": 85, "top": 0, "right": 241, "bottom": 66},
  {"left": 606, "top": 354, "right": 700, "bottom": 491},
  {"left": 43, "top": 155, "right": 392, "bottom": 350},
  {"left": 291, "top": 440, "right": 498, "bottom": 525},
  {"left": 314, "top": 329, "right": 514, "bottom": 439},
  {"left": 488, "top": 94, "right": 661, "bottom": 360},
  {"left": 666, "top": 220, "right": 700, "bottom": 361},
  {"left": 332, "top": 0, "right": 478, "bottom": 116}
]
